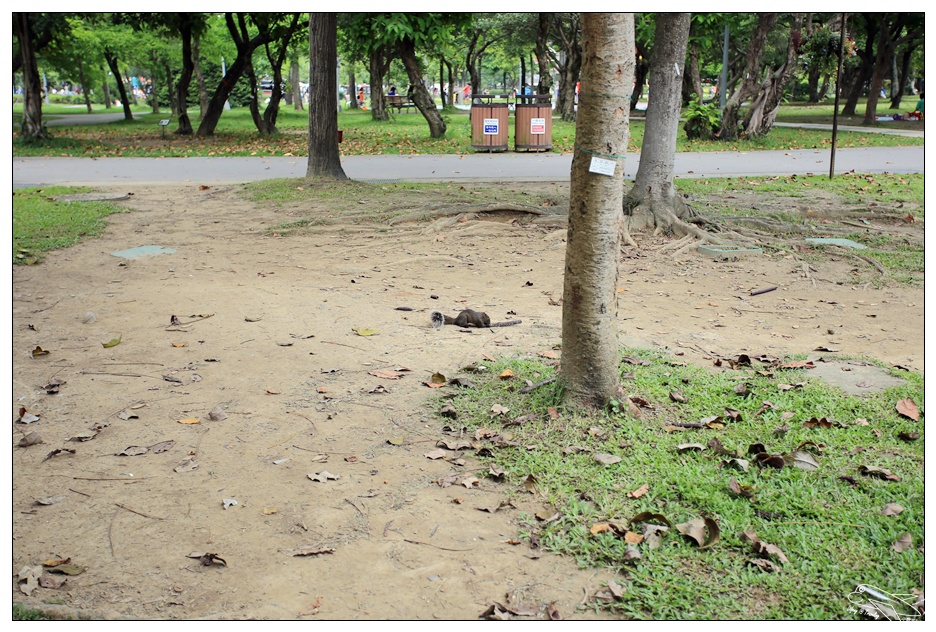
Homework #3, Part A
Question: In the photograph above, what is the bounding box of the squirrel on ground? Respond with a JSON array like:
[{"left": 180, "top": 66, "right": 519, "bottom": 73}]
[{"left": 431, "top": 309, "right": 522, "bottom": 329}]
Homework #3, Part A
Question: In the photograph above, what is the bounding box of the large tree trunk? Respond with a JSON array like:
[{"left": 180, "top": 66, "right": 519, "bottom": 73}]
[
  {"left": 289, "top": 58, "right": 303, "bottom": 110},
  {"left": 348, "top": 68, "right": 359, "bottom": 109},
  {"left": 553, "top": 15, "right": 582, "bottom": 122},
  {"left": 196, "top": 13, "right": 272, "bottom": 137},
  {"left": 101, "top": 66, "right": 112, "bottom": 109},
  {"left": 740, "top": 14, "right": 804, "bottom": 138},
  {"left": 175, "top": 22, "right": 195, "bottom": 135},
  {"left": 77, "top": 60, "right": 93, "bottom": 113},
  {"left": 622, "top": 13, "right": 691, "bottom": 246},
  {"left": 683, "top": 38, "right": 703, "bottom": 104},
  {"left": 719, "top": 13, "right": 777, "bottom": 141},
  {"left": 630, "top": 40, "right": 650, "bottom": 111},
  {"left": 561, "top": 13, "right": 634, "bottom": 410},
  {"left": 368, "top": 44, "right": 392, "bottom": 121},
  {"left": 193, "top": 35, "right": 209, "bottom": 120},
  {"left": 889, "top": 47, "right": 912, "bottom": 109},
  {"left": 104, "top": 48, "right": 134, "bottom": 121},
  {"left": 397, "top": 37, "right": 447, "bottom": 138},
  {"left": 14, "top": 12, "right": 49, "bottom": 141},
  {"left": 862, "top": 15, "right": 893, "bottom": 125},
  {"left": 841, "top": 15, "right": 878, "bottom": 116},
  {"left": 535, "top": 13, "right": 554, "bottom": 96},
  {"left": 306, "top": 13, "right": 347, "bottom": 180}
]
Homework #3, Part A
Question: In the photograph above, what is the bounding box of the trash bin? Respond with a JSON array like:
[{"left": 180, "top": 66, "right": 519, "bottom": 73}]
[
  {"left": 514, "top": 94, "right": 552, "bottom": 152},
  {"left": 470, "top": 95, "right": 509, "bottom": 152}
]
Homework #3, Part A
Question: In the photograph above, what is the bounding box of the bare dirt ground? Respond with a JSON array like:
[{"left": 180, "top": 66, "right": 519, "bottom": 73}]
[{"left": 12, "top": 181, "right": 923, "bottom": 620}]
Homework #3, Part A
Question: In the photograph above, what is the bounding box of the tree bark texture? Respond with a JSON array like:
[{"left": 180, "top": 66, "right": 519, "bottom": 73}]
[
  {"left": 552, "top": 15, "right": 582, "bottom": 122},
  {"left": 175, "top": 22, "right": 195, "bottom": 135},
  {"left": 14, "top": 13, "right": 49, "bottom": 140},
  {"left": 196, "top": 13, "right": 272, "bottom": 137},
  {"left": 718, "top": 13, "right": 776, "bottom": 141},
  {"left": 622, "top": 12, "right": 691, "bottom": 243},
  {"left": 535, "top": 13, "right": 554, "bottom": 96},
  {"left": 369, "top": 44, "right": 393, "bottom": 121},
  {"left": 740, "top": 14, "right": 803, "bottom": 138},
  {"left": 561, "top": 13, "right": 634, "bottom": 410},
  {"left": 290, "top": 59, "right": 304, "bottom": 110},
  {"left": 306, "top": 13, "right": 348, "bottom": 180},
  {"left": 193, "top": 35, "right": 209, "bottom": 120},
  {"left": 104, "top": 48, "right": 134, "bottom": 121},
  {"left": 398, "top": 37, "right": 447, "bottom": 138}
]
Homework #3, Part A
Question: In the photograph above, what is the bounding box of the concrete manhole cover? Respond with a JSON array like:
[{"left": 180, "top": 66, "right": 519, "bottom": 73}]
[
  {"left": 53, "top": 193, "right": 131, "bottom": 202},
  {"left": 806, "top": 358, "right": 907, "bottom": 396}
]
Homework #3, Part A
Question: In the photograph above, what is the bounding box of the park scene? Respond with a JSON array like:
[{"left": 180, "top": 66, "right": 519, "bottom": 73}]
[{"left": 12, "top": 12, "right": 924, "bottom": 621}]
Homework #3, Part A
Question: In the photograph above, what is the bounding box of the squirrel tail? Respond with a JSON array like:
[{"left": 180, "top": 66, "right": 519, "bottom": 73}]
[{"left": 430, "top": 311, "right": 445, "bottom": 329}]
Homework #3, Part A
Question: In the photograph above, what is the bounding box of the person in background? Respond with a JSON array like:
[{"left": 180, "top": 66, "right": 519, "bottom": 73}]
[
  {"left": 388, "top": 86, "right": 397, "bottom": 96},
  {"left": 914, "top": 92, "right": 924, "bottom": 118}
]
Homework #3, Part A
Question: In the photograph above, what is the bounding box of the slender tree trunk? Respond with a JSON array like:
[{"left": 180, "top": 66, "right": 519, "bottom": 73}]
[
  {"left": 719, "top": 13, "right": 777, "bottom": 141},
  {"left": 290, "top": 59, "right": 303, "bottom": 110},
  {"left": 245, "top": 58, "right": 268, "bottom": 134},
  {"left": 369, "top": 44, "right": 392, "bottom": 121},
  {"left": 842, "top": 16, "right": 878, "bottom": 116},
  {"left": 78, "top": 60, "right": 93, "bottom": 113},
  {"left": 862, "top": 15, "right": 893, "bottom": 125},
  {"left": 622, "top": 13, "right": 691, "bottom": 245},
  {"left": 348, "top": 68, "right": 359, "bottom": 109},
  {"left": 306, "top": 13, "right": 347, "bottom": 179},
  {"left": 561, "top": 13, "right": 634, "bottom": 410},
  {"left": 683, "top": 38, "right": 703, "bottom": 104},
  {"left": 101, "top": 66, "right": 112, "bottom": 109},
  {"left": 165, "top": 62, "right": 178, "bottom": 115},
  {"left": 175, "top": 22, "right": 195, "bottom": 135},
  {"left": 535, "top": 13, "right": 554, "bottom": 96},
  {"left": 193, "top": 35, "right": 209, "bottom": 120},
  {"left": 630, "top": 41, "right": 649, "bottom": 110},
  {"left": 520, "top": 54, "right": 526, "bottom": 91},
  {"left": 197, "top": 13, "right": 272, "bottom": 137},
  {"left": 397, "top": 37, "right": 446, "bottom": 138},
  {"left": 741, "top": 14, "right": 804, "bottom": 137},
  {"left": 14, "top": 12, "right": 49, "bottom": 140},
  {"left": 890, "top": 47, "right": 912, "bottom": 109},
  {"left": 104, "top": 49, "right": 133, "bottom": 120}
]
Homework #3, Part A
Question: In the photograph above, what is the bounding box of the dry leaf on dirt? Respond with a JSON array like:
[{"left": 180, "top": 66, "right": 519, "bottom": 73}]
[
  {"left": 150, "top": 440, "right": 175, "bottom": 454},
  {"left": 307, "top": 471, "right": 340, "bottom": 483},
  {"left": 676, "top": 443, "right": 705, "bottom": 454},
  {"left": 490, "top": 404, "right": 509, "bottom": 416},
  {"left": 897, "top": 431, "right": 920, "bottom": 442},
  {"left": 498, "top": 369, "right": 515, "bottom": 379},
  {"left": 32, "top": 345, "right": 51, "bottom": 358},
  {"left": 208, "top": 406, "right": 228, "bottom": 421},
  {"left": 461, "top": 475, "right": 480, "bottom": 488},
  {"left": 174, "top": 458, "right": 198, "bottom": 473},
  {"left": 728, "top": 478, "right": 756, "bottom": 498},
  {"left": 369, "top": 369, "right": 404, "bottom": 380},
  {"left": 424, "top": 449, "right": 447, "bottom": 460},
  {"left": 42, "top": 448, "right": 76, "bottom": 461},
  {"left": 36, "top": 495, "right": 66, "bottom": 505},
  {"left": 177, "top": 417, "right": 200, "bottom": 424},
  {"left": 298, "top": 596, "right": 323, "bottom": 616},
  {"left": 117, "top": 446, "right": 149, "bottom": 456},
  {"left": 424, "top": 372, "right": 447, "bottom": 388},
  {"left": 187, "top": 552, "right": 227, "bottom": 567},
  {"left": 895, "top": 398, "right": 919, "bottom": 421},
  {"left": 17, "top": 566, "right": 42, "bottom": 595},
  {"left": 538, "top": 349, "right": 559, "bottom": 359},
  {"left": 18, "top": 431, "right": 43, "bottom": 447},
  {"left": 101, "top": 334, "right": 122, "bottom": 348},
  {"left": 748, "top": 558, "right": 782, "bottom": 572},
  {"left": 16, "top": 408, "right": 41, "bottom": 424},
  {"left": 351, "top": 327, "right": 378, "bottom": 336}
]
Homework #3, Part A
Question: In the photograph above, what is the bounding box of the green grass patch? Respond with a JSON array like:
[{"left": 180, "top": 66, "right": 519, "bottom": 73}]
[
  {"left": 13, "top": 187, "right": 126, "bottom": 264},
  {"left": 12, "top": 101, "right": 923, "bottom": 158},
  {"left": 437, "top": 350, "right": 924, "bottom": 619}
]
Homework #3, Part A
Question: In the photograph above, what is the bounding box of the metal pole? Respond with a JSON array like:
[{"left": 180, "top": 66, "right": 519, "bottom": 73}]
[
  {"left": 829, "top": 13, "right": 847, "bottom": 179},
  {"left": 719, "top": 25, "right": 729, "bottom": 110}
]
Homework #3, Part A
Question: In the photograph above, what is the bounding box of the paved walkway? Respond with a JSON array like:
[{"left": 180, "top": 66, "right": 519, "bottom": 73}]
[{"left": 13, "top": 113, "right": 924, "bottom": 187}]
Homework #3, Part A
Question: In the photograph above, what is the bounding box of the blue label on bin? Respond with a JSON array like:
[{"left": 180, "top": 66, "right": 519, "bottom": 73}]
[{"left": 483, "top": 119, "right": 499, "bottom": 135}]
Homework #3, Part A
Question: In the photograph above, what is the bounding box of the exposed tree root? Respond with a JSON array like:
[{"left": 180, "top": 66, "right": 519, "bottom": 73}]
[{"left": 386, "top": 203, "right": 554, "bottom": 226}]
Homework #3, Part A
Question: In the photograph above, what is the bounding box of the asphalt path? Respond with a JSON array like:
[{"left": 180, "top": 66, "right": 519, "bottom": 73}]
[
  {"left": 12, "top": 145, "right": 924, "bottom": 188},
  {"left": 13, "top": 112, "right": 924, "bottom": 187}
]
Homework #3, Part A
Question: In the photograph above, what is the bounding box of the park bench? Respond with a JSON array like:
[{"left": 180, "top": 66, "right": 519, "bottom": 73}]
[{"left": 387, "top": 94, "right": 416, "bottom": 113}]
